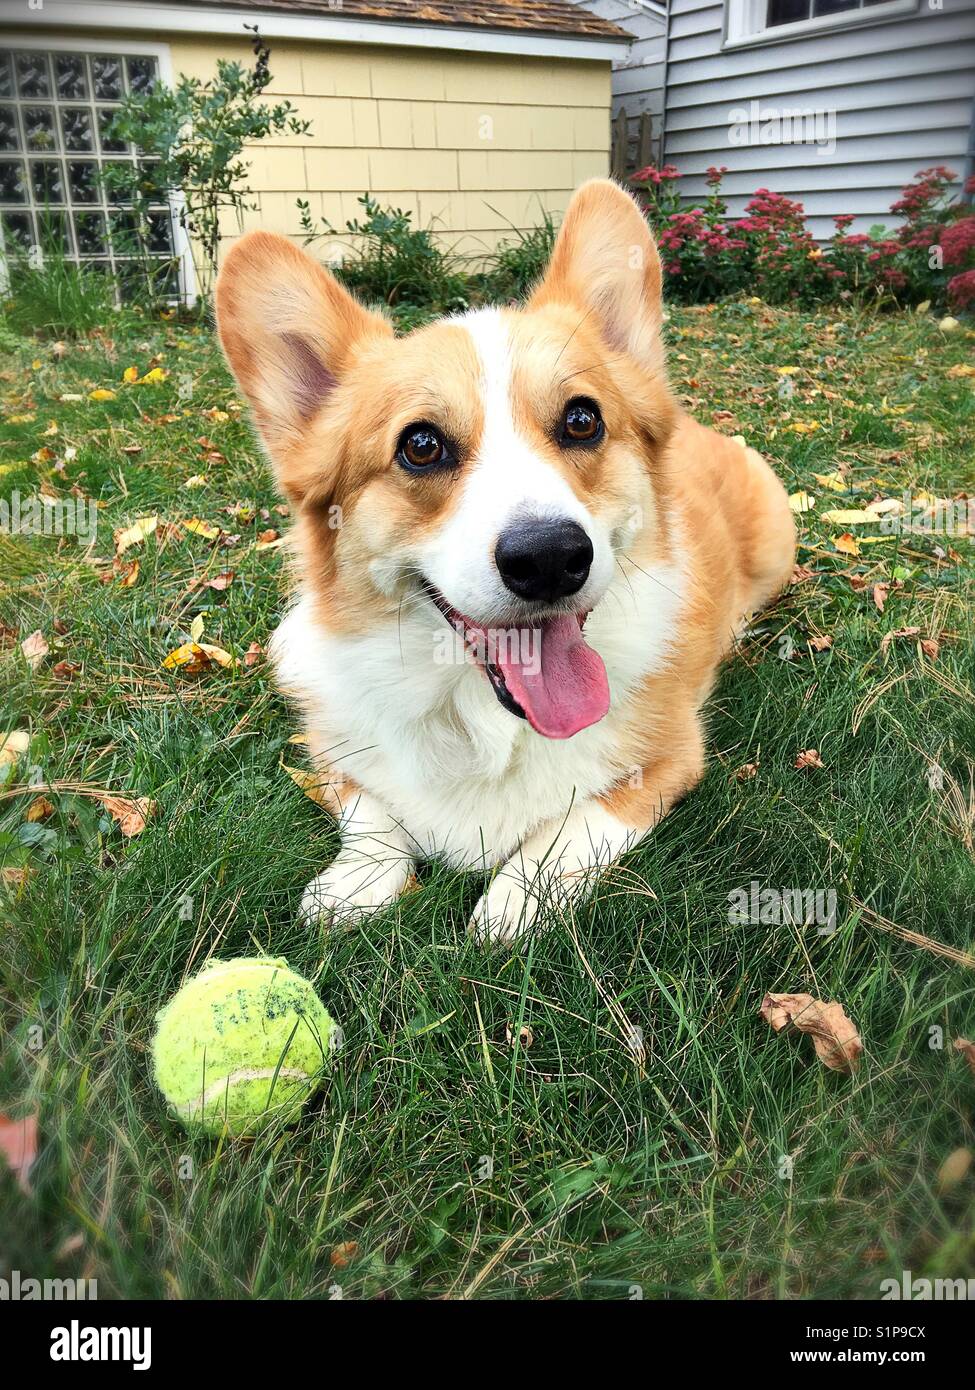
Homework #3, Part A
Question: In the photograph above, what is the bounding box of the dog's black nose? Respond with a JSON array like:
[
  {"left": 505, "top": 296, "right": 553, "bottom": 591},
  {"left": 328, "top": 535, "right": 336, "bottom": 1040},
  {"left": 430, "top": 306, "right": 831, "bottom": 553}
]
[{"left": 495, "top": 519, "right": 593, "bottom": 602}]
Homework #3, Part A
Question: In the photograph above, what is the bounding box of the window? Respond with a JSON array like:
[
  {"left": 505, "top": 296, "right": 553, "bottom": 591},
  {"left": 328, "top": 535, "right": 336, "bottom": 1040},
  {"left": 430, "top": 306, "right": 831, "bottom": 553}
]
[
  {"left": 768, "top": 0, "right": 894, "bottom": 24},
  {"left": 0, "top": 45, "right": 181, "bottom": 299},
  {"left": 725, "top": 0, "right": 918, "bottom": 46}
]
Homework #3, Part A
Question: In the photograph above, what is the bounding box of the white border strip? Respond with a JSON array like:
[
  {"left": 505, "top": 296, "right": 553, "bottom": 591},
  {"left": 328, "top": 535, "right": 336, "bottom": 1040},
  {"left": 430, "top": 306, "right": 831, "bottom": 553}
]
[{"left": 9, "top": 1, "right": 632, "bottom": 60}]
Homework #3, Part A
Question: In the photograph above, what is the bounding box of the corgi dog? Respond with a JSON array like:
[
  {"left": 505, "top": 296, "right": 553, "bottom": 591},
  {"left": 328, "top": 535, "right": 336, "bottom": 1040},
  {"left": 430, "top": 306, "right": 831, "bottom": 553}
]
[{"left": 216, "top": 179, "right": 795, "bottom": 944}]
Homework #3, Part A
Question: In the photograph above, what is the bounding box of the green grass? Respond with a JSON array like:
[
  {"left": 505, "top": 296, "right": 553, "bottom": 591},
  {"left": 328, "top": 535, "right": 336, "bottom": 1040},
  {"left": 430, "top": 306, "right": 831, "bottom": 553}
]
[{"left": 1, "top": 298, "right": 974, "bottom": 1300}]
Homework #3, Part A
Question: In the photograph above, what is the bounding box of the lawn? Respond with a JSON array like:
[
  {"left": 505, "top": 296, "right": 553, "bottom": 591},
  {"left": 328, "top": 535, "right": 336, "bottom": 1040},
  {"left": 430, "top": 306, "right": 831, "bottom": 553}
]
[{"left": 1, "top": 297, "right": 974, "bottom": 1300}]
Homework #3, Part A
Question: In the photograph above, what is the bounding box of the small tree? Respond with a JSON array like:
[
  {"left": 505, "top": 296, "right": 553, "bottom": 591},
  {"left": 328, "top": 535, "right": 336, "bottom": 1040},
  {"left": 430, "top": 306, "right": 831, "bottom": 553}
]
[{"left": 104, "top": 29, "right": 309, "bottom": 306}]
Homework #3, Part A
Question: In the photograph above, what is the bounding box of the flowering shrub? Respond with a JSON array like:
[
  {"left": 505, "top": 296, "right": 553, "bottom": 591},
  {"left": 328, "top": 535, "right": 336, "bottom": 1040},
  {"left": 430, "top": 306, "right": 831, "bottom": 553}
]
[{"left": 630, "top": 164, "right": 975, "bottom": 311}]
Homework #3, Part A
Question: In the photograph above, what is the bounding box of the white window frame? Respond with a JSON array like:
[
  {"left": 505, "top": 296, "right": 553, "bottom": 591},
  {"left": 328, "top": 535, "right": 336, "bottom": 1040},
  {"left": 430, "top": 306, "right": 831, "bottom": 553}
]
[
  {"left": 724, "top": 0, "right": 920, "bottom": 49},
  {"left": 0, "top": 32, "right": 196, "bottom": 305}
]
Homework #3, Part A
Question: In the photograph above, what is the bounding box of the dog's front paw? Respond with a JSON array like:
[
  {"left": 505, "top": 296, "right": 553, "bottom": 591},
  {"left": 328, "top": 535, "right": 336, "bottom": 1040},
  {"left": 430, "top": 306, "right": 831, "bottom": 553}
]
[
  {"left": 468, "top": 867, "right": 541, "bottom": 947},
  {"left": 299, "top": 852, "right": 413, "bottom": 929}
]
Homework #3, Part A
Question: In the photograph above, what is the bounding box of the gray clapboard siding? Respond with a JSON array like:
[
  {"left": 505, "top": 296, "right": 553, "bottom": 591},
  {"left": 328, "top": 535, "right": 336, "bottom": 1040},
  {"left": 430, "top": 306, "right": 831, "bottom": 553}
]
[
  {"left": 662, "top": 0, "right": 975, "bottom": 234},
  {"left": 585, "top": 0, "right": 666, "bottom": 161}
]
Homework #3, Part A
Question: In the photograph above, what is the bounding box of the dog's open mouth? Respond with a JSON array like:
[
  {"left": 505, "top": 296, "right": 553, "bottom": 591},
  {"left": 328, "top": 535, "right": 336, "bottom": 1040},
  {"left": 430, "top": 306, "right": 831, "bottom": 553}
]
[{"left": 421, "top": 581, "right": 610, "bottom": 739}]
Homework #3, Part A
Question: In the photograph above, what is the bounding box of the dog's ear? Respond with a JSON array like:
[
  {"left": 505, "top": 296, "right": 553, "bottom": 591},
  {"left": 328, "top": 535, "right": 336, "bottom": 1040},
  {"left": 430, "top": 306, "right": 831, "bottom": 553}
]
[
  {"left": 530, "top": 179, "right": 664, "bottom": 374},
  {"left": 215, "top": 232, "right": 392, "bottom": 492}
]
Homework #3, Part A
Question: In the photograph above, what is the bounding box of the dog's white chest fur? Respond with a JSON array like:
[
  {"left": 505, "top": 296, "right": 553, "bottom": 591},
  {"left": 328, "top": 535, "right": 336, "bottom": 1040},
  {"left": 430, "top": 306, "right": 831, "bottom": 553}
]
[{"left": 273, "top": 557, "right": 684, "bottom": 868}]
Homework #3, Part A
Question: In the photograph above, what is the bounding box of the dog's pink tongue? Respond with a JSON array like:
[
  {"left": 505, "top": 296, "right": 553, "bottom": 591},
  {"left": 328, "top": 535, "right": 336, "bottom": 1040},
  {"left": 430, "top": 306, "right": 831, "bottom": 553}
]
[{"left": 498, "top": 615, "right": 610, "bottom": 739}]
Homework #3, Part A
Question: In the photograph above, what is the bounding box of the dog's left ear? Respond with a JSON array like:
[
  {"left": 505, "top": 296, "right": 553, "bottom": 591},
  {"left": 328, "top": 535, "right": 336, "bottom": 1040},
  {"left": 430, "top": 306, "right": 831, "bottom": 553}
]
[{"left": 530, "top": 179, "right": 664, "bottom": 374}]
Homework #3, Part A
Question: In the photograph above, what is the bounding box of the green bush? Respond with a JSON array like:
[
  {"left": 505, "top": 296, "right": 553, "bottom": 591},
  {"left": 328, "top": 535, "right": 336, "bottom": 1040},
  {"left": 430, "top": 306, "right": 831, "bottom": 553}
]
[
  {"left": 478, "top": 210, "right": 558, "bottom": 302},
  {"left": 2, "top": 253, "right": 115, "bottom": 339}
]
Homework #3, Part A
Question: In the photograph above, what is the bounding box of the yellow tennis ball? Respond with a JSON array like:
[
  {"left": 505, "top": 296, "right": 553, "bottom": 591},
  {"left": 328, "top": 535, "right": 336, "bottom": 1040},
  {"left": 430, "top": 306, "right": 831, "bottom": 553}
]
[{"left": 152, "top": 957, "right": 334, "bottom": 1136}]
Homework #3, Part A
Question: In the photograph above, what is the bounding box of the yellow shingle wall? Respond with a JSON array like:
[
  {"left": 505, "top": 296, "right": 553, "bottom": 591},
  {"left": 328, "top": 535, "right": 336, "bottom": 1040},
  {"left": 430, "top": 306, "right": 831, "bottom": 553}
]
[{"left": 165, "top": 36, "right": 611, "bottom": 264}]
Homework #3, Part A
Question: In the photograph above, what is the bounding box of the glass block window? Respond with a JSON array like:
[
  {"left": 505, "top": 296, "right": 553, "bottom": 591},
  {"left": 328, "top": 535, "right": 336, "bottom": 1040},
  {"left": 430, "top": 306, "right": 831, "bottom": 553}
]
[{"left": 0, "top": 47, "right": 180, "bottom": 299}]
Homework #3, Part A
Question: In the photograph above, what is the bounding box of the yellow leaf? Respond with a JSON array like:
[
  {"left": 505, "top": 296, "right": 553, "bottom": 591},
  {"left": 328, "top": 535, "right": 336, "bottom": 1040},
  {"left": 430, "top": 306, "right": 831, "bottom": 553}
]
[
  {"left": 0, "top": 730, "right": 30, "bottom": 771},
  {"left": 280, "top": 761, "right": 341, "bottom": 816},
  {"left": 832, "top": 533, "right": 861, "bottom": 557},
  {"left": 136, "top": 367, "right": 168, "bottom": 385},
  {"left": 783, "top": 420, "right": 820, "bottom": 435},
  {"left": 122, "top": 366, "right": 139, "bottom": 384},
  {"left": 7, "top": 413, "right": 35, "bottom": 424},
  {"left": 42, "top": 421, "right": 58, "bottom": 437},
  {"left": 776, "top": 366, "right": 799, "bottom": 375},
  {"left": 88, "top": 389, "right": 116, "bottom": 402},
  {"left": 183, "top": 474, "right": 208, "bottom": 489},
  {"left": 189, "top": 613, "right": 205, "bottom": 643},
  {"left": 822, "top": 509, "right": 876, "bottom": 525},
  {"left": 813, "top": 471, "right": 846, "bottom": 492},
  {"left": 31, "top": 359, "right": 42, "bottom": 371},
  {"left": 183, "top": 518, "right": 220, "bottom": 540},
  {"left": 162, "top": 641, "right": 234, "bottom": 673},
  {"left": 859, "top": 535, "right": 897, "bottom": 546},
  {"left": 114, "top": 515, "right": 158, "bottom": 555},
  {"left": 788, "top": 491, "right": 815, "bottom": 514}
]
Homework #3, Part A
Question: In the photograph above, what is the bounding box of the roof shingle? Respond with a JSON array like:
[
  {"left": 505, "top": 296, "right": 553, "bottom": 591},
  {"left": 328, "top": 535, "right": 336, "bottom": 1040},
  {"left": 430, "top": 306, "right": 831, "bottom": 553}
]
[{"left": 155, "top": 0, "right": 631, "bottom": 42}]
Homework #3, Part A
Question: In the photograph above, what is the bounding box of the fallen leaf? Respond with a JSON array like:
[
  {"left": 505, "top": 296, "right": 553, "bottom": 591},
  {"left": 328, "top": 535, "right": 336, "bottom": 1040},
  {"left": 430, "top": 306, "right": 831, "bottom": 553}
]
[
  {"left": 329, "top": 1241, "right": 359, "bottom": 1269},
  {"left": 505, "top": 1021, "right": 534, "bottom": 1049},
  {"left": 813, "top": 471, "right": 847, "bottom": 492},
  {"left": 122, "top": 365, "right": 139, "bottom": 384},
  {"left": 954, "top": 1038, "right": 975, "bottom": 1076},
  {"left": 120, "top": 444, "right": 143, "bottom": 457},
  {"left": 0, "top": 730, "right": 30, "bottom": 770},
  {"left": 791, "top": 564, "right": 815, "bottom": 585},
  {"left": 21, "top": 630, "right": 49, "bottom": 671},
  {"left": 243, "top": 642, "right": 264, "bottom": 667},
  {"left": 1, "top": 867, "right": 31, "bottom": 888},
  {"left": 936, "top": 1147, "right": 971, "bottom": 1193},
  {"left": 880, "top": 626, "right": 921, "bottom": 657},
  {"left": 947, "top": 363, "right": 975, "bottom": 380},
  {"left": 136, "top": 366, "right": 168, "bottom": 386},
  {"left": 0, "top": 1111, "right": 39, "bottom": 1194},
  {"left": 873, "top": 583, "right": 890, "bottom": 613},
  {"left": 783, "top": 420, "right": 820, "bottom": 435},
  {"left": 183, "top": 474, "right": 208, "bottom": 489},
  {"left": 114, "top": 558, "right": 140, "bottom": 587},
  {"left": 98, "top": 794, "right": 157, "bottom": 837},
  {"left": 823, "top": 509, "right": 877, "bottom": 525},
  {"left": 920, "top": 637, "right": 940, "bottom": 662},
  {"left": 88, "top": 388, "right": 116, "bottom": 402},
  {"left": 795, "top": 748, "right": 824, "bottom": 770},
  {"left": 162, "top": 641, "right": 235, "bottom": 673},
  {"left": 183, "top": 517, "right": 221, "bottom": 541},
  {"left": 788, "top": 491, "right": 815, "bottom": 514},
  {"left": 52, "top": 660, "right": 81, "bottom": 678},
  {"left": 832, "top": 533, "right": 861, "bottom": 557},
  {"left": 26, "top": 796, "right": 54, "bottom": 822},
  {"left": 735, "top": 760, "right": 760, "bottom": 782},
  {"left": 281, "top": 761, "right": 342, "bottom": 817},
  {"left": 114, "top": 515, "right": 157, "bottom": 555},
  {"left": 760, "top": 992, "right": 862, "bottom": 1074},
  {"left": 808, "top": 634, "right": 833, "bottom": 652}
]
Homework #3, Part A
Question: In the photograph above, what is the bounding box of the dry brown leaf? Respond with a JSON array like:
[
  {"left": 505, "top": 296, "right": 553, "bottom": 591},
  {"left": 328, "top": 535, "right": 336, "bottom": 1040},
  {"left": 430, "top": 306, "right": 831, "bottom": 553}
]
[
  {"left": 808, "top": 634, "right": 833, "bottom": 652},
  {"left": 795, "top": 748, "right": 824, "bottom": 771},
  {"left": 954, "top": 1037, "right": 975, "bottom": 1076},
  {"left": 26, "top": 796, "right": 55, "bottom": 822},
  {"left": 760, "top": 992, "right": 862, "bottom": 1074},
  {"left": 52, "top": 659, "right": 81, "bottom": 679},
  {"left": 98, "top": 794, "right": 157, "bottom": 837},
  {"left": 243, "top": 641, "right": 264, "bottom": 667},
  {"left": 832, "top": 533, "right": 861, "bottom": 557},
  {"left": 21, "top": 630, "right": 49, "bottom": 671},
  {"left": 329, "top": 1241, "right": 359, "bottom": 1269},
  {"left": 1, "top": 867, "right": 31, "bottom": 888},
  {"left": 505, "top": 1021, "right": 534, "bottom": 1049},
  {"left": 114, "top": 557, "right": 140, "bottom": 587},
  {"left": 0, "top": 1110, "right": 39, "bottom": 1194},
  {"left": 880, "top": 626, "right": 921, "bottom": 657},
  {"left": 936, "top": 1147, "right": 971, "bottom": 1193},
  {"left": 920, "top": 637, "right": 940, "bottom": 662},
  {"left": 735, "top": 760, "right": 760, "bottom": 782},
  {"left": 873, "top": 583, "right": 890, "bottom": 613}
]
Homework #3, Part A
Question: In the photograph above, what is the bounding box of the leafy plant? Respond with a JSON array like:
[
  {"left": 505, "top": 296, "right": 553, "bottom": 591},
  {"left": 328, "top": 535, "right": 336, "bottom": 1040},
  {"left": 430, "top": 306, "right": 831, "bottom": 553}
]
[
  {"left": 299, "top": 194, "right": 468, "bottom": 316},
  {"left": 478, "top": 209, "right": 558, "bottom": 302},
  {"left": 103, "top": 29, "right": 309, "bottom": 306}
]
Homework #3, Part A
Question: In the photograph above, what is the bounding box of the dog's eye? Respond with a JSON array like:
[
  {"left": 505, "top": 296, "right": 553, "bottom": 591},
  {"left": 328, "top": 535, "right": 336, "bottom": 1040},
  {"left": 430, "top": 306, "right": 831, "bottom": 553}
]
[
  {"left": 560, "top": 398, "right": 603, "bottom": 446},
  {"left": 397, "top": 423, "right": 450, "bottom": 473}
]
